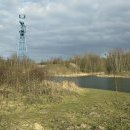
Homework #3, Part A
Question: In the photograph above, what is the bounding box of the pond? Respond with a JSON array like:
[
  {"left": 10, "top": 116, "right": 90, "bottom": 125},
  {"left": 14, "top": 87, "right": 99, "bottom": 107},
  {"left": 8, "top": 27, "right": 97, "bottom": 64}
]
[{"left": 53, "top": 76, "right": 130, "bottom": 93}]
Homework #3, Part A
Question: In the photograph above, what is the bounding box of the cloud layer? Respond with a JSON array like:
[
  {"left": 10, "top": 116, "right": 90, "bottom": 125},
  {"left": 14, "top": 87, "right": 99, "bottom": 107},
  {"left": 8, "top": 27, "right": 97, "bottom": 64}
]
[{"left": 0, "top": 0, "right": 130, "bottom": 61}]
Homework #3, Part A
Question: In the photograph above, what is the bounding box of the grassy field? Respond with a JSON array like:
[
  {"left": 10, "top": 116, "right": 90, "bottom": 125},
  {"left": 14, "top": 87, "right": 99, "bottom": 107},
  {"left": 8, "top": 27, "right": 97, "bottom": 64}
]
[
  {"left": 0, "top": 58, "right": 130, "bottom": 130},
  {"left": 0, "top": 83, "right": 130, "bottom": 130}
]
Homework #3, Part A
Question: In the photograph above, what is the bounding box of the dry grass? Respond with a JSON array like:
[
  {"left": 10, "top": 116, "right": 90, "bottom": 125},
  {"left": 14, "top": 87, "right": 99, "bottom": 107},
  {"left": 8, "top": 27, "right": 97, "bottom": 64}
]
[
  {"left": 0, "top": 57, "right": 129, "bottom": 130},
  {"left": 40, "top": 80, "right": 83, "bottom": 93}
]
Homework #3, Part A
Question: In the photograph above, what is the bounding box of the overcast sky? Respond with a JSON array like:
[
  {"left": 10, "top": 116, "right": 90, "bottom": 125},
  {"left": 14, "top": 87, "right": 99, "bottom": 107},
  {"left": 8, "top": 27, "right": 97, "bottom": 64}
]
[{"left": 0, "top": 0, "right": 130, "bottom": 61}]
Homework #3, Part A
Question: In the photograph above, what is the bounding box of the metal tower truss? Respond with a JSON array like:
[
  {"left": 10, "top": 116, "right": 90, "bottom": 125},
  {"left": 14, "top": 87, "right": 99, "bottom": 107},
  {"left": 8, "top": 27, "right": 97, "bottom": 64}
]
[{"left": 18, "top": 14, "right": 27, "bottom": 58}]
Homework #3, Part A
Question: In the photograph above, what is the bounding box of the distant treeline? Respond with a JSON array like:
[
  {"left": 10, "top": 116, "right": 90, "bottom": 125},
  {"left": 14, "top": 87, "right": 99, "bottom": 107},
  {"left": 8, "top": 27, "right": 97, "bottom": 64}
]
[{"left": 41, "top": 49, "right": 130, "bottom": 74}]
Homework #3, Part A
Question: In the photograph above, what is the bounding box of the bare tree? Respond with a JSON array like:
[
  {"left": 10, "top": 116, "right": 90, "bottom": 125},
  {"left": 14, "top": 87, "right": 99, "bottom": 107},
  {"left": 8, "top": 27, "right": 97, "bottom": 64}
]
[{"left": 106, "top": 49, "right": 124, "bottom": 74}]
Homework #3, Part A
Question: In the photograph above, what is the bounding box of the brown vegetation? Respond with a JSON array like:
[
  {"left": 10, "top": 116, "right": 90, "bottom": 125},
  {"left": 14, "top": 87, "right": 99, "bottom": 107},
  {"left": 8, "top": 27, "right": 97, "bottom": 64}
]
[{"left": 41, "top": 49, "right": 130, "bottom": 75}]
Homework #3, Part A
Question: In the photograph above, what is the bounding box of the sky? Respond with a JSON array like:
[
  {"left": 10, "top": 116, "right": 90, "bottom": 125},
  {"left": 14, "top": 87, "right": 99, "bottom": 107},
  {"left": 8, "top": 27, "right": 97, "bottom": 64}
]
[{"left": 0, "top": 0, "right": 130, "bottom": 61}]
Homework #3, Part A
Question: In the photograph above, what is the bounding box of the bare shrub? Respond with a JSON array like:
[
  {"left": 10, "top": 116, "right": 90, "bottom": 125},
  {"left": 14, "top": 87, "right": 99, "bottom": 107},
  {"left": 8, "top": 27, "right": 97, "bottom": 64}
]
[{"left": 29, "top": 68, "right": 49, "bottom": 81}]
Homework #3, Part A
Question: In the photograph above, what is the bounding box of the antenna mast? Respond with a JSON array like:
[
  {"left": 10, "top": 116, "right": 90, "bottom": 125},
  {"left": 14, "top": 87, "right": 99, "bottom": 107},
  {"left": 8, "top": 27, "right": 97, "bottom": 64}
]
[{"left": 18, "top": 14, "right": 27, "bottom": 58}]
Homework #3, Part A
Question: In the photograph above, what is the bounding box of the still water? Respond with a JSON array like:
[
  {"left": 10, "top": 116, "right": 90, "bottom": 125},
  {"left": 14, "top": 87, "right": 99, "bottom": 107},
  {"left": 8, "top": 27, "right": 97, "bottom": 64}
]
[{"left": 53, "top": 76, "right": 130, "bottom": 93}]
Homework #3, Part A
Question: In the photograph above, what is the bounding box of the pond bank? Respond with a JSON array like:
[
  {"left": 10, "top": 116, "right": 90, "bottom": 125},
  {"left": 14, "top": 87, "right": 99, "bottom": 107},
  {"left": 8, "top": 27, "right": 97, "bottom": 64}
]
[{"left": 54, "top": 72, "right": 130, "bottom": 78}]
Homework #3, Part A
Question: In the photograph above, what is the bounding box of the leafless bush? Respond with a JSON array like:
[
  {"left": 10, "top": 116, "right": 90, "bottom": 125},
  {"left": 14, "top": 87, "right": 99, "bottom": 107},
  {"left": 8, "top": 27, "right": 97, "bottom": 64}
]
[{"left": 29, "top": 67, "right": 49, "bottom": 81}]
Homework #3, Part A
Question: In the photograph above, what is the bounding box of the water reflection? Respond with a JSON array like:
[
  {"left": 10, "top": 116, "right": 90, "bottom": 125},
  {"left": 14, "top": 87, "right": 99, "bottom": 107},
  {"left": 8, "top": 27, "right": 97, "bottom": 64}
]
[{"left": 53, "top": 76, "right": 130, "bottom": 93}]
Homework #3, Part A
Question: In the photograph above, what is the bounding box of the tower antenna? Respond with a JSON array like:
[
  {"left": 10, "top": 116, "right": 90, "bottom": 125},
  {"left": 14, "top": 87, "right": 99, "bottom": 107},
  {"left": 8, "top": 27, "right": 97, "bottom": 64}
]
[{"left": 17, "top": 13, "right": 27, "bottom": 58}]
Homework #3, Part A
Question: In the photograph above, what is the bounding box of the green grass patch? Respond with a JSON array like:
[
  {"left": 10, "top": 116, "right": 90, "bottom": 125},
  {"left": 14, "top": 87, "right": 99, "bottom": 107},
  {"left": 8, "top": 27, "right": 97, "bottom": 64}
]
[{"left": 0, "top": 88, "right": 130, "bottom": 130}]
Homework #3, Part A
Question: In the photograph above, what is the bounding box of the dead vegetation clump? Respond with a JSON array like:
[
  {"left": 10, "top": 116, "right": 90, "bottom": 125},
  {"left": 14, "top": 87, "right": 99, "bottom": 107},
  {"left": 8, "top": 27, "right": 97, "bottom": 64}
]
[{"left": 0, "top": 57, "right": 83, "bottom": 104}]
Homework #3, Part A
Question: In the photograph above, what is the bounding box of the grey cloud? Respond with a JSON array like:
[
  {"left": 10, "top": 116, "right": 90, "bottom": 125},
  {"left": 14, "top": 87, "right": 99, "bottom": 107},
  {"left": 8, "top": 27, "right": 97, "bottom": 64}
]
[{"left": 0, "top": 0, "right": 130, "bottom": 61}]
